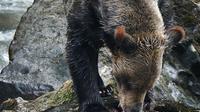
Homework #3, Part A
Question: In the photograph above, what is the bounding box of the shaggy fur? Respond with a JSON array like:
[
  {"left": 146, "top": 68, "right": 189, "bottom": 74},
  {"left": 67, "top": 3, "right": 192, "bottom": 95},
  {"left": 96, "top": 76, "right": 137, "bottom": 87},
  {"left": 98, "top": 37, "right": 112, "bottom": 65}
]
[{"left": 66, "top": 0, "right": 169, "bottom": 112}]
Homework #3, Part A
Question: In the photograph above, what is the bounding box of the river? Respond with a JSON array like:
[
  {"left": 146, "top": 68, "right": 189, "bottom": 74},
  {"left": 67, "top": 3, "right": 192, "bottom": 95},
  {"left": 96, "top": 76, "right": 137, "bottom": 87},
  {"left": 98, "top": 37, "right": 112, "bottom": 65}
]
[{"left": 0, "top": 0, "right": 33, "bottom": 72}]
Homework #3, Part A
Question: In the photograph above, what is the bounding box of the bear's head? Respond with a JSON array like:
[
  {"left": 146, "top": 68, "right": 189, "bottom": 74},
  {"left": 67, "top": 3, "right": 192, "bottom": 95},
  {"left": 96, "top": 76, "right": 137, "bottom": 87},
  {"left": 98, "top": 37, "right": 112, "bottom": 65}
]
[{"left": 112, "top": 25, "right": 185, "bottom": 112}]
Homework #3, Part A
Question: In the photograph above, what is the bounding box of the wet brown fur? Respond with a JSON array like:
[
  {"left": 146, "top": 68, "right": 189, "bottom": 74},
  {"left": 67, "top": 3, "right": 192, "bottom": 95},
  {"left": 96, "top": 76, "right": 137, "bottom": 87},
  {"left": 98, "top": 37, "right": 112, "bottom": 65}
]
[
  {"left": 66, "top": 0, "right": 184, "bottom": 111},
  {"left": 106, "top": 0, "right": 166, "bottom": 110}
]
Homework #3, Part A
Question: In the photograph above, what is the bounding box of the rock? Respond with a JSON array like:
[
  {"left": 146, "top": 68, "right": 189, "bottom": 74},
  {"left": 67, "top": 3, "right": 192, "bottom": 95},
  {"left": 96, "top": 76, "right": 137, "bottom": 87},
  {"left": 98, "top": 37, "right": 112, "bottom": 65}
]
[
  {"left": 0, "top": 81, "right": 54, "bottom": 103},
  {"left": 0, "top": 81, "right": 78, "bottom": 112},
  {"left": 156, "top": 0, "right": 200, "bottom": 109},
  {"left": 152, "top": 63, "right": 200, "bottom": 111},
  {"left": 159, "top": 0, "right": 200, "bottom": 54},
  {"left": 0, "top": 81, "right": 198, "bottom": 112},
  {"left": 0, "top": 0, "right": 70, "bottom": 89}
]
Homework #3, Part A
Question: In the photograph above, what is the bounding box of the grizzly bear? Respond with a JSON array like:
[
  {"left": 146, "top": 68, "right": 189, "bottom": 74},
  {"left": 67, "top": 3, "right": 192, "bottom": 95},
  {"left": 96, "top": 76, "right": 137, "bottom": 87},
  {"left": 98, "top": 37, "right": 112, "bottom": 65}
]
[{"left": 66, "top": 0, "right": 184, "bottom": 112}]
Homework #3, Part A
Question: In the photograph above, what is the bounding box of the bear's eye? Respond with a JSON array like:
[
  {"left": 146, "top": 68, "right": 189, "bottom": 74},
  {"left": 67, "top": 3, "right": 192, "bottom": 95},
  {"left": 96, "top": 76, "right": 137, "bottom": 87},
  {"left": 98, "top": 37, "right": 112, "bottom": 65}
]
[{"left": 120, "top": 38, "right": 137, "bottom": 54}]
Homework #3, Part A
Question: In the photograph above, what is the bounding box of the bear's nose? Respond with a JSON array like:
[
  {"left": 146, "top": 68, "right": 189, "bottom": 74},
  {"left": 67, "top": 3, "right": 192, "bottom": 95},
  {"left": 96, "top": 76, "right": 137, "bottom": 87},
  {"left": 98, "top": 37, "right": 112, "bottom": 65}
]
[
  {"left": 123, "top": 102, "right": 143, "bottom": 112},
  {"left": 130, "top": 103, "right": 142, "bottom": 112}
]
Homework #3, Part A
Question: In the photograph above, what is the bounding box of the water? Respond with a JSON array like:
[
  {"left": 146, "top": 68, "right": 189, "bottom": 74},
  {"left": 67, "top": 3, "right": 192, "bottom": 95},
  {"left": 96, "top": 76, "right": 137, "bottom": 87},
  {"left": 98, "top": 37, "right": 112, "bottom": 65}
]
[
  {"left": 0, "top": 30, "right": 15, "bottom": 71},
  {"left": 0, "top": 0, "right": 34, "bottom": 72},
  {"left": 0, "top": 0, "right": 33, "bottom": 11}
]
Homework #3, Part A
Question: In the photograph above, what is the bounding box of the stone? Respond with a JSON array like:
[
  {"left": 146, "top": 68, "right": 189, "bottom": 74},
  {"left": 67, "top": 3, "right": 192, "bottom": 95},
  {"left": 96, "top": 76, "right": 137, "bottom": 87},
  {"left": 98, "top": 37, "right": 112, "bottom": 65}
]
[{"left": 0, "top": 0, "right": 70, "bottom": 89}]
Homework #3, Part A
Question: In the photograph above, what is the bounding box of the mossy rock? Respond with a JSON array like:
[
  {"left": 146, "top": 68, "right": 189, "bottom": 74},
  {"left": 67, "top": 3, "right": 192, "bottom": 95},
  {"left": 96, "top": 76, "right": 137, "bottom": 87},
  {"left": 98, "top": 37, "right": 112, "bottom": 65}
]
[
  {"left": 23, "top": 81, "right": 77, "bottom": 112},
  {"left": 1, "top": 80, "right": 199, "bottom": 112}
]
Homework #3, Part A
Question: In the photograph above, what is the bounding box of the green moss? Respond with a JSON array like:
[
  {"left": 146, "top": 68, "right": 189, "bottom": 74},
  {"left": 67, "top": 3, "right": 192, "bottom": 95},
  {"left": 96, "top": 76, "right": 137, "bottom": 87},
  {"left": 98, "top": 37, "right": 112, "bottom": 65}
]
[
  {"left": 50, "top": 82, "right": 76, "bottom": 104},
  {"left": 25, "top": 81, "right": 77, "bottom": 111}
]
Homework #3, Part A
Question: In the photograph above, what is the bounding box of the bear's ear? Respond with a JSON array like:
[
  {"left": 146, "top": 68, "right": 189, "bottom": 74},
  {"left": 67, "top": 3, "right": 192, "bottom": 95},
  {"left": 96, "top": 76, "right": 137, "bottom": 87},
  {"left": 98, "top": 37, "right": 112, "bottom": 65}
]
[
  {"left": 114, "top": 26, "right": 126, "bottom": 41},
  {"left": 166, "top": 26, "right": 186, "bottom": 46}
]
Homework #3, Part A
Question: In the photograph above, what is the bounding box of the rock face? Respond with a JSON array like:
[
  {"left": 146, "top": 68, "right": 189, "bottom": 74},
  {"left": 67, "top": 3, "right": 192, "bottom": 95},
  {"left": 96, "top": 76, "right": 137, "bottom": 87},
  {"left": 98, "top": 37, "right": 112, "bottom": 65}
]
[
  {"left": 159, "top": 0, "right": 200, "bottom": 58},
  {"left": 153, "top": 0, "right": 200, "bottom": 110},
  {"left": 0, "top": 81, "right": 54, "bottom": 104},
  {"left": 0, "top": 0, "right": 200, "bottom": 111},
  {"left": 0, "top": 0, "right": 70, "bottom": 89}
]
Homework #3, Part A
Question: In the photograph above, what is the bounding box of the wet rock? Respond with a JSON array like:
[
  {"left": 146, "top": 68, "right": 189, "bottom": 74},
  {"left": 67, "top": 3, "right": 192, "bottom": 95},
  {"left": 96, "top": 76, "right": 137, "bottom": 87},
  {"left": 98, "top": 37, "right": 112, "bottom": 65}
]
[
  {"left": 157, "top": 0, "right": 200, "bottom": 108},
  {"left": 0, "top": 81, "right": 198, "bottom": 112},
  {"left": 0, "top": 0, "right": 70, "bottom": 89},
  {"left": 6, "top": 81, "right": 77, "bottom": 112},
  {"left": 0, "top": 81, "right": 54, "bottom": 103},
  {"left": 190, "top": 60, "right": 200, "bottom": 79},
  {"left": 175, "top": 71, "right": 200, "bottom": 96},
  {"left": 159, "top": 0, "right": 200, "bottom": 55},
  {"left": 152, "top": 64, "right": 200, "bottom": 110}
]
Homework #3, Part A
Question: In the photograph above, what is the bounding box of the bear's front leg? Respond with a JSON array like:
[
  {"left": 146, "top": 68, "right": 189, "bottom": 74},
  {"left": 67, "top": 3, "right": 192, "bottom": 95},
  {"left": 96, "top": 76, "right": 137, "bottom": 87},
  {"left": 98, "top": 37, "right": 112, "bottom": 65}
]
[{"left": 66, "top": 42, "right": 109, "bottom": 112}]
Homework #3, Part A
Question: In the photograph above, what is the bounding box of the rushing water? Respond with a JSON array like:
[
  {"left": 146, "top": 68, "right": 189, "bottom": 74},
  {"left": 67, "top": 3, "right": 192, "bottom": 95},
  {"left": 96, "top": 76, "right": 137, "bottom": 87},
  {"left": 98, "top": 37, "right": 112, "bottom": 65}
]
[
  {"left": 0, "top": 0, "right": 34, "bottom": 72},
  {"left": 0, "top": 0, "right": 33, "bottom": 11}
]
